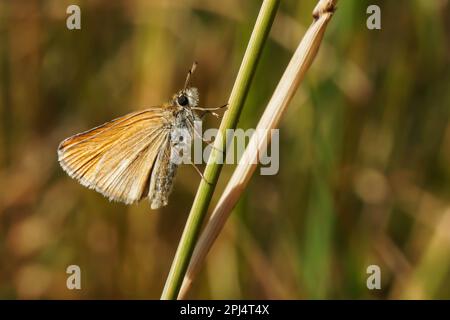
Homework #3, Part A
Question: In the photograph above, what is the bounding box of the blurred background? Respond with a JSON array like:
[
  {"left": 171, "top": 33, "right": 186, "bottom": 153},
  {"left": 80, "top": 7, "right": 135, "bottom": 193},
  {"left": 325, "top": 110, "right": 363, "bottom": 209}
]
[{"left": 1, "top": 0, "right": 449, "bottom": 299}]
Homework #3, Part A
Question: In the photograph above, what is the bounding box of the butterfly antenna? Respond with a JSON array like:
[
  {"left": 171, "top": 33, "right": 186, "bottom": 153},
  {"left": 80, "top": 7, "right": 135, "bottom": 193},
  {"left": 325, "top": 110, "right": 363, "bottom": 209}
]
[{"left": 184, "top": 61, "right": 198, "bottom": 90}]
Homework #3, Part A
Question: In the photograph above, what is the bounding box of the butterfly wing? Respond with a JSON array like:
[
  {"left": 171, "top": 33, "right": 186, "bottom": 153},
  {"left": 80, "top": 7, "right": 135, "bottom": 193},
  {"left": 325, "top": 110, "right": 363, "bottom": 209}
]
[{"left": 58, "top": 107, "right": 174, "bottom": 204}]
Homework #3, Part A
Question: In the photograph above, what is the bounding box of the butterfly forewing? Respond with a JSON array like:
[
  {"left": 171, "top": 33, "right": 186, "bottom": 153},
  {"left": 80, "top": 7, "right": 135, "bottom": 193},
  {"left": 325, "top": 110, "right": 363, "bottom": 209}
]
[{"left": 58, "top": 107, "right": 175, "bottom": 205}]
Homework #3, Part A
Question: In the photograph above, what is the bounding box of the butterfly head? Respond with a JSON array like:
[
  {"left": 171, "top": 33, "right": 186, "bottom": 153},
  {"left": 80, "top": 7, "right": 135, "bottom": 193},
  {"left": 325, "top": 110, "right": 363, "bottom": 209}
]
[{"left": 174, "top": 87, "right": 199, "bottom": 109}]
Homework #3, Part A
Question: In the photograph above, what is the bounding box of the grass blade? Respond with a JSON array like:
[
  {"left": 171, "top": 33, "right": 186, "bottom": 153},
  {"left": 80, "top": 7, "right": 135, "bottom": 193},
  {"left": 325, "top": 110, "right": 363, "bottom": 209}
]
[
  {"left": 161, "top": 0, "right": 280, "bottom": 300},
  {"left": 178, "top": 0, "right": 339, "bottom": 299}
]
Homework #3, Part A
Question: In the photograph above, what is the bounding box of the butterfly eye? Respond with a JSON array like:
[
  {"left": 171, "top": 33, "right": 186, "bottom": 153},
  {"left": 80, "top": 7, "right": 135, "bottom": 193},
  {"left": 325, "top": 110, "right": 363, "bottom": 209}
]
[{"left": 177, "top": 95, "right": 189, "bottom": 106}]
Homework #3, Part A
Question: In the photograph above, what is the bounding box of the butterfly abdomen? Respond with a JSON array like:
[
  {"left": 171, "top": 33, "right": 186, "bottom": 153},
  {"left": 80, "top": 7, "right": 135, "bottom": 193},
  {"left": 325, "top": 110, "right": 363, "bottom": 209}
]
[
  {"left": 149, "top": 161, "right": 178, "bottom": 209},
  {"left": 148, "top": 112, "right": 196, "bottom": 209}
]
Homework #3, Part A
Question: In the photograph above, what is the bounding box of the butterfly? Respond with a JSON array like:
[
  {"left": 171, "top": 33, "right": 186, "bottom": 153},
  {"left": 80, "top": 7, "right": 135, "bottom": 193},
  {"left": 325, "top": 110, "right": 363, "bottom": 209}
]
[{"left": 57, "top": 62, "right": 225, "bottom": 209}]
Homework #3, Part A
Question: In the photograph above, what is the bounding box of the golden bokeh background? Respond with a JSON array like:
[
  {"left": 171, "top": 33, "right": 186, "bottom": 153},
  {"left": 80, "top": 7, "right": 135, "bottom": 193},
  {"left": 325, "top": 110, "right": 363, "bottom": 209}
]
[{"left": 1, "top": 0, "right": 450, "bottom": 299}]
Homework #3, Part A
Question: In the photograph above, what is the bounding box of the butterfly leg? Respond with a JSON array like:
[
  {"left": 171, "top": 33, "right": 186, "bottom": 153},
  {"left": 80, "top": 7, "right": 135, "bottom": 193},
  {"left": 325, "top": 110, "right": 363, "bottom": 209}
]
[
  {"left": 199, "top": 133, "right": 224, "bottom": 154},
  {"left": 193, "top": 104, "right": 228, "bottom": 119},
  {"left": 199, "top": 110, "right": 221, "bottom": 119},
  {"left": 192, "top": 103, "right": 228, "bottom": 112},
  {"left": 187, "top": 118, "right": 224, "bottom": 154},
  {"left": 189, "top": 162, "right": 212, "bottom": 185}
]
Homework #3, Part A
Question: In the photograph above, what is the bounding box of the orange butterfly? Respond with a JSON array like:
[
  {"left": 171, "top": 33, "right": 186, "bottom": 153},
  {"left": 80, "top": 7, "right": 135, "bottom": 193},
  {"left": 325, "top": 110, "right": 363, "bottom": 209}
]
[{"left": 58, "top": 63, "right": 224, "bottom": 209}]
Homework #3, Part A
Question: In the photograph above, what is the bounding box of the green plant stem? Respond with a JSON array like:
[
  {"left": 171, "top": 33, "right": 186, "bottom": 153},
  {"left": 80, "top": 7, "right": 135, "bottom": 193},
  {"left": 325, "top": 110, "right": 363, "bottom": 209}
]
[{"left": 161, "top": 0, "right": 280, "bottom": 300}]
